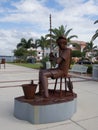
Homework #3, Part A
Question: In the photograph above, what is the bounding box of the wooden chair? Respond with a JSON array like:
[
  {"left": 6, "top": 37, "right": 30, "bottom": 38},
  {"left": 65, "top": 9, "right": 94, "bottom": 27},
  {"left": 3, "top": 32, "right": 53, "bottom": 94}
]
[
  {"left": 54, "top": 75, "right": 73, "bottom": 96},
  {"left": 0, "top": 58, "right": 6, "bottom": 69}
]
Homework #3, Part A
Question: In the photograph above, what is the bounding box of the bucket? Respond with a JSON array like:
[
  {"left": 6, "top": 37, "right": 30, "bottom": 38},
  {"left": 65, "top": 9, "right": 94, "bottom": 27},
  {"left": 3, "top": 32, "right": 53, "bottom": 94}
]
[{"left": 22, "top": 84, "right": 37, "bottom": 99}]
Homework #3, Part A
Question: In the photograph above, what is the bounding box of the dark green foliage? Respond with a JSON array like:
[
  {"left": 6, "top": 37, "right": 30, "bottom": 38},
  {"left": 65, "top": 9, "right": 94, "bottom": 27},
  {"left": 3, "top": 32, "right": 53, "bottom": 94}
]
[
  {"left": 72, "top": 50, "right": 82, "bottom": 57},
  {"left": 87, "top": 65, "right": 92, "bottom": 74},
  {"left": 40, "top": 56, "right": 49, "bottom": 69}
]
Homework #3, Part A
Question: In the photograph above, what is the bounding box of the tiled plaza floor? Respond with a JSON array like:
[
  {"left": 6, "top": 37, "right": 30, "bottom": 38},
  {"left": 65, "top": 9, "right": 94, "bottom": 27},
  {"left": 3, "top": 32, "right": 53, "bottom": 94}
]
[{"left": 0, "top": 64, "right": 98, "bottom": 130}]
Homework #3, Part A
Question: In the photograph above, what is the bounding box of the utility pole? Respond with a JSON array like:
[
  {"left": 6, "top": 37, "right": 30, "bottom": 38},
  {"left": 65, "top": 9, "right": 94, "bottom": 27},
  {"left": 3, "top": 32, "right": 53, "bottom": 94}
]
[
  {"left": 49, "top": 14, "right": 52, "bottom": 53},
  {"left": 46, "top": 14, "right": 52, "bottom": 69}
]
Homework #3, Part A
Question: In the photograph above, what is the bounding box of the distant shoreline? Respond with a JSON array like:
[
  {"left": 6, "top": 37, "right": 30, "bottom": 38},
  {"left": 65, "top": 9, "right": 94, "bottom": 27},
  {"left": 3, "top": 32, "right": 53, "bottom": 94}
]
[{"left": 0, "top": 55, "right": 15, "bottom": 62}]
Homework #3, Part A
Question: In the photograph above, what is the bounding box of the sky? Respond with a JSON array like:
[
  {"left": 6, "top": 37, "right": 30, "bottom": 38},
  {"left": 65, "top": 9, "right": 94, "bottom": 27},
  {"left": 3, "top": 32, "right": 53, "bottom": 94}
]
[{"left": 0, "top": 0, "right": 98, "bottom": 56}]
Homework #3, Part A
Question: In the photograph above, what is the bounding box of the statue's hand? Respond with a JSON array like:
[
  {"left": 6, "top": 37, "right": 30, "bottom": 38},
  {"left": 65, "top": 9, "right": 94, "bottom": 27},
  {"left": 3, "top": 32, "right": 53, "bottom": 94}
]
[
  {"left": 49, "top": 52, "right": 54, "bottom": 57},
  {"left": 49, "top": 52, "right": 55, "bottom": 61}
]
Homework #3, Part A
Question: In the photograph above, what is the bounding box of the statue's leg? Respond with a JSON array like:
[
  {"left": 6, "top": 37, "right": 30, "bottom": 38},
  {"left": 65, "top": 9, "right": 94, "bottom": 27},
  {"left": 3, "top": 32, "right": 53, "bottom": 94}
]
[
  {"left": 39, "top": 70, "right": 44, "bottom": 95},
  {"left": 39, "top": 69, "right": 51, "bottom": 98}
]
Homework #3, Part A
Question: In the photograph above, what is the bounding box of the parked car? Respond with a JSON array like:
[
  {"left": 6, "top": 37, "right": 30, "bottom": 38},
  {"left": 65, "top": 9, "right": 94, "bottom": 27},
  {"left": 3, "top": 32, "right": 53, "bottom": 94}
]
[
  {"left": 27, "top": 57, "right": 36, "bottom": 64},
  {"left": 76, "top": 59, "right": 93, "bottom": 64}
]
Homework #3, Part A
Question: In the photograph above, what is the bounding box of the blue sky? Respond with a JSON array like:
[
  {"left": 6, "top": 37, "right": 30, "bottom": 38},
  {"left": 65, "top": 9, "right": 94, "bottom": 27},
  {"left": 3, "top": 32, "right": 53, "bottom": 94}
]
[{"left": 0, "top": 0, "right": 98, "bottom": 55}]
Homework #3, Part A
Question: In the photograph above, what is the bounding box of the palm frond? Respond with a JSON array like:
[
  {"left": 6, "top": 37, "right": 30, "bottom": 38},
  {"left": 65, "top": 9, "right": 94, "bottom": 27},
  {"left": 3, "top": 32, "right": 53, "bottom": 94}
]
[
  {"left": 21, "top": 38, "right": 27, "bottom": 43},
  {"left": 91, "top": 33, "right": 98, "bottom": 41},
  {"left": 68, "top": 35, "right": 78, "bottom": 40},
  {"left": 17, "top": 43, "right": 22, "bottom": 48},
  {"left": 94, "top": 20, "right": 98, "bottom": 24},
  {"left": 65, "top": 28, "right": 72, "bottom": 37}
]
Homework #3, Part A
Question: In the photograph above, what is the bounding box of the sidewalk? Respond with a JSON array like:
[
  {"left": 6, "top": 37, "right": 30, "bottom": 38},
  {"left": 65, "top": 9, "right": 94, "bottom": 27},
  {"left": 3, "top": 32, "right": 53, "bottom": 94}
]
[{"left": 0, "top": 64, "right": 98, "bottom": 130}]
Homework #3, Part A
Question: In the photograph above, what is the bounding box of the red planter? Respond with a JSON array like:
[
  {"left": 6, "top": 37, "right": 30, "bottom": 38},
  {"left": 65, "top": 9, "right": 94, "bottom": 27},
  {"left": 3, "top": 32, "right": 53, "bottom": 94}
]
[{"left": 22, "top": 84, "right": 37, "bottom": 99}]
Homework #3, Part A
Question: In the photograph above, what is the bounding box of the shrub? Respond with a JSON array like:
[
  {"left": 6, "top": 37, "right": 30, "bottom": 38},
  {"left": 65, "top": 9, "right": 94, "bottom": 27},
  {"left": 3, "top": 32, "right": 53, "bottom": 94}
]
[
  {"left": 72, "top": 50, "right": 82, "bottom": 57},
  {"left": 40, "top": 56, "right": 49, "bottom": 69},
  {"left": 87, "top": 65, "right": 92, "bottom": 74}
]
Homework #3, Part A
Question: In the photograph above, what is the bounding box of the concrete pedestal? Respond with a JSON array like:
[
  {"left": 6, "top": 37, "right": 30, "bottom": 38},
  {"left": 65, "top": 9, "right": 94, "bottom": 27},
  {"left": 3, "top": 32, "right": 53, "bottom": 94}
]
[{"left": 14, "top": 93, "right": 77, "bottom": 124}]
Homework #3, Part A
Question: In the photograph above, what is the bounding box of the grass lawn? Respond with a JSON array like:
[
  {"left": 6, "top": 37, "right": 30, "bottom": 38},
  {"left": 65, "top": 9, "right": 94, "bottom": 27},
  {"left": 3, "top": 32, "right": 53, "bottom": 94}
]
[{"left": 10, "top": 62, "right": 43, "bottom": 69}]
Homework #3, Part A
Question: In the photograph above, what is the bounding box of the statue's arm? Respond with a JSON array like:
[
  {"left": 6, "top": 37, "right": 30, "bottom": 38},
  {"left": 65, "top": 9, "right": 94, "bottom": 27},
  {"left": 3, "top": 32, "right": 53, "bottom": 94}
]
[
  {"left": 49, "top": 52, "right": 63, "bottom": 64},
  {"left": 56, "top": 57, "right": 63, "bottom": 64}
]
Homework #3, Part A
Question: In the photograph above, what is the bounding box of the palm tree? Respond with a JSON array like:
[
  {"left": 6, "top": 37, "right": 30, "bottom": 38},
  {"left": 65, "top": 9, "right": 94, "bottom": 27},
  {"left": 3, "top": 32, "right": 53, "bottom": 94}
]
[
  {"left": 17, "top": 38, "right": 35, "bottom": 49},
  {"left": 35, "top": 36, "right": 50, "bottom": 58},
  {"left": 84, "top": 41, "right": 97, "bottom": 59},
  {"left": 15, "top": 38, "right": 38, "bottom": 62},
  {"left": 84, "top": 41, "right": 97, "bottom": 52},
  {"left": 46, "top": 25, "right": 78, "bottom": 41},
  {"left": 91, "top": 20, "right": 98, "bottom": 41},
  {"left": 46, "top": 25, "right": 78, "bottom": 50},
  {"left": 14, "top": 48, "right": 27, "bottom": 58}
]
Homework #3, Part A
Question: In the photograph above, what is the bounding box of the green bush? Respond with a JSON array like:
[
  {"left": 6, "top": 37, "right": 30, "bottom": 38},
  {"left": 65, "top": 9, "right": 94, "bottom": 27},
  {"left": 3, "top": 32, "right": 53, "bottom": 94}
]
[
  {"left": 94, "top": 61, "right": 98, "bottom": 64},
  {"left": 72, "top": 50, "right": 82, "bottom": 57},
  {"left": 40, "top": 56, "right": 49, "bottom": 69},
  {"left": 87, "top": 65, "right": 92, "bottom": 74}
]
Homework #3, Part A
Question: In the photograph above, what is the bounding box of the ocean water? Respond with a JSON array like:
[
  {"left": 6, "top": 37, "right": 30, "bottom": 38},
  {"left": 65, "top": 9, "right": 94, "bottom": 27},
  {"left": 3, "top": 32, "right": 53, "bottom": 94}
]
[{"left": 0, "top": 56, "right": 15, "bottom": 62}]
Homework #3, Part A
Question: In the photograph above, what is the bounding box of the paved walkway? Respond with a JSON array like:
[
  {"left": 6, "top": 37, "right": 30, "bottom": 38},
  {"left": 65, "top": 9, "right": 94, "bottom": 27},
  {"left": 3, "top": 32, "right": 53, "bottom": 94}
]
[{"left": 0, "top": 64, "right": 98, "bottom": 130}]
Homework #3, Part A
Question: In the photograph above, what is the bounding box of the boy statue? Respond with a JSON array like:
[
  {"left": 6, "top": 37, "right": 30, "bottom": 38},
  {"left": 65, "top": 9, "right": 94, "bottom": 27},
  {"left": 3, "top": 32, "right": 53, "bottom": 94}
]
[{"left": 39, "top": 36, "right": 72, "bottom": 98}]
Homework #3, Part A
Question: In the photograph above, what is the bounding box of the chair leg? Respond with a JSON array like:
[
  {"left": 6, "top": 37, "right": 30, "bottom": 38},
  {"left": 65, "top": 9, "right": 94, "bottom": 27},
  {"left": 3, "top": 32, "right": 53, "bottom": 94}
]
[
  {"left": 54, "top": 78, "right": 58, "bottom": 92},
  {"left": 68, "top": 77, "right": 73, "bottom": 94},
  {"left": 4, "top": 64, "right": 5, "bottom": 69},
  {"left": 60, "top": 77, "right": 62, "bottom": 96},
  {"left": 64, "top": 78, "right": 67, "bottom": 95},
  {"left": 54, "top": 76, "right": 73, "bottom": 96}
]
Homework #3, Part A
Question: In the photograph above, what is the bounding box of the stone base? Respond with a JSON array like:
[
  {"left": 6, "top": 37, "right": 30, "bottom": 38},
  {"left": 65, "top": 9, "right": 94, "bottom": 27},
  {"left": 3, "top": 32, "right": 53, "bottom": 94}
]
[{"left": 14, "top": 91, "right": 77, "bottom": 124}]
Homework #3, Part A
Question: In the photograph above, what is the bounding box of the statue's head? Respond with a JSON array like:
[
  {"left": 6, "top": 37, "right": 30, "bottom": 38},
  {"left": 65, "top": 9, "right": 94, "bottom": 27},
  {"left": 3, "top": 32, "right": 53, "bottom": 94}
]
[{"left": 56, "top": 36, "right": 67, "bottom": 49}]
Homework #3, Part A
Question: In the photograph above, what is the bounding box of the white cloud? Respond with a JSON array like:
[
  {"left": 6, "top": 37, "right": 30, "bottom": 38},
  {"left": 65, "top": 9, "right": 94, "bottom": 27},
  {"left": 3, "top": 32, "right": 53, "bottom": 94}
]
[
  {"left": 0, "top": 0, "right": 98, "bottom": 55},
  {"left": 0, "top": 29, "right": 40, "bottom": 55},
  {"left": 13, "top": 0, "right": 44, "bottom": 13}
]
